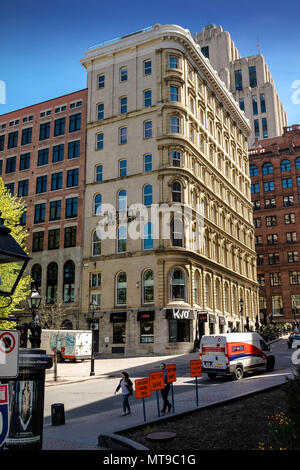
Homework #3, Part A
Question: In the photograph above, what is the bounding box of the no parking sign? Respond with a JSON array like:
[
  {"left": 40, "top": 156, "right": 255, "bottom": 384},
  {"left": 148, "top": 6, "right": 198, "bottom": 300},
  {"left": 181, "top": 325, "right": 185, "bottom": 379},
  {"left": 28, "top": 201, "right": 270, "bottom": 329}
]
[
  {"left": 0, "top": 384, "right": 9, "bottom": 447},
  {"left": 0, "top": 330, "right": 20, "bottom": 378}
]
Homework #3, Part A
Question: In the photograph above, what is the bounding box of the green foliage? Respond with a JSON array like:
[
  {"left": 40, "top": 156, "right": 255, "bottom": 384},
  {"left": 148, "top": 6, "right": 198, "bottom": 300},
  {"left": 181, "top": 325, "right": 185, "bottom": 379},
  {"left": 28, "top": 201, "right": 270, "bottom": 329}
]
[
  {"left": 0, "top": 178, "right": 31, "bottom": 329},
  {"left": 282, "top": 366, "right": 300, "bottom": 435}
]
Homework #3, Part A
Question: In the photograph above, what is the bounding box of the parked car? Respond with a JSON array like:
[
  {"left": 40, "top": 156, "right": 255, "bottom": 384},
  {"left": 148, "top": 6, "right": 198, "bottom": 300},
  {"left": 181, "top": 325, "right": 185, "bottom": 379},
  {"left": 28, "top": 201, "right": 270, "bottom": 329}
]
[
  {"left": 291, "top": 333, "right": 300, "bottom": 349},
  {"left": 288, "top": 329, "right": 300, "bottom": 348}
]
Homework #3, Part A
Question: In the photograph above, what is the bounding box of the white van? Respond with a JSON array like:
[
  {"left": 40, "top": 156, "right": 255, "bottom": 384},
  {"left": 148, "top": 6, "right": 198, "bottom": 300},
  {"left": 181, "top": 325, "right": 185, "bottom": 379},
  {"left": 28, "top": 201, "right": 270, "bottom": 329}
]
[{"left": 200, "top": 332, "right": 275, "bottom": 380}]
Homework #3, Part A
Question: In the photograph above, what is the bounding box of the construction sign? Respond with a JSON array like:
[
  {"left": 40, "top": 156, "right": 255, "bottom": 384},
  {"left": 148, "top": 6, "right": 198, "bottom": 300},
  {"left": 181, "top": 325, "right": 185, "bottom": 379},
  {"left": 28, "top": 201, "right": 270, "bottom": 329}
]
[
  {"left": 149, "top": 371, "right": 164, "bottom": 391},
  {"left": 166, "top": 364, "right": 176, "bottom": 383},
  {"left": 135, "top": 378, "right": 151, "bottom": 399},
  {"left": 190, "top": 359, "right": 202, "bottom": 377}
]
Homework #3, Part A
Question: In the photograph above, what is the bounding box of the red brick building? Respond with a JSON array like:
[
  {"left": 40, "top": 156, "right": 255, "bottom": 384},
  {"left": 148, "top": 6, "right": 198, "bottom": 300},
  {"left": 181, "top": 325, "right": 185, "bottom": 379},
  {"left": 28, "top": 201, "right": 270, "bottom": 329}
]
[
  {"left": 0, "top": 89, "right": 87, "bottom": 328},
  {"left": 249, "top": 125, "right": 300, "bottom": 325}
]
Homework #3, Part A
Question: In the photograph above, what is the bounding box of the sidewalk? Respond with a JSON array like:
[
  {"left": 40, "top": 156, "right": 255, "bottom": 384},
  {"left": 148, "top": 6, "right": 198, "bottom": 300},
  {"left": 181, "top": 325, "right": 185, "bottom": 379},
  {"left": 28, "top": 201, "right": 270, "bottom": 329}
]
[{"left": 42, "top": 347, "right": 294, "bottom": 450}]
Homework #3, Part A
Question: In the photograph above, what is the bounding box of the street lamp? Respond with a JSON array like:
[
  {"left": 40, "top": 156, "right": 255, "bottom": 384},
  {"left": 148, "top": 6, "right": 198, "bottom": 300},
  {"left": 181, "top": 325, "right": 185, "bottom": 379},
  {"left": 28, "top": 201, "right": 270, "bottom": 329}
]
[
  {"left": 0, "top": 217, "right": 30, "bottom": 305},
  {"left": 27, "top": 286, "right": 42, "bottom": 348},
  {"left": 90, "top": 300, "right": 97, "bottom": 376},
  {"left": 239, "top": 298, "right": 244, "bottom": 332}
]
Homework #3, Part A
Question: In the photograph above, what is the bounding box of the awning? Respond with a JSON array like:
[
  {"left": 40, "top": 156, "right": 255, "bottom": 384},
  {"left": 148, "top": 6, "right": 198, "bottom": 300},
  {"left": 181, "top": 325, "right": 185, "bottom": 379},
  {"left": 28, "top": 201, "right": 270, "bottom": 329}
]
[
  {"left": 110, "top": 312, "right": 127, "bottom": 322},
  {"left": 137, "top": 311, "right": 154, "bottom": 321}
]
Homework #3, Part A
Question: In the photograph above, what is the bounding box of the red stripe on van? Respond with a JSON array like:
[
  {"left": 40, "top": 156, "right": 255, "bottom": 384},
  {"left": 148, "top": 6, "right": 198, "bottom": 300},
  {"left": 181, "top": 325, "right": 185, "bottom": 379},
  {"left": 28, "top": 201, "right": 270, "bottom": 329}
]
[{"left": 202, "top": 347, "right": 225, "bottom": 353}]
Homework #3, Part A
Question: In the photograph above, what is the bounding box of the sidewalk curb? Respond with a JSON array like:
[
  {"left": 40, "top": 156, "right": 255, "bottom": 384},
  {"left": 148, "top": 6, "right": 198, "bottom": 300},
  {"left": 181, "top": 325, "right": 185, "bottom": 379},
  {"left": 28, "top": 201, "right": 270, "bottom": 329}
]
[{"left": 98, "top": 433, "right": 149, "bottom": 450}]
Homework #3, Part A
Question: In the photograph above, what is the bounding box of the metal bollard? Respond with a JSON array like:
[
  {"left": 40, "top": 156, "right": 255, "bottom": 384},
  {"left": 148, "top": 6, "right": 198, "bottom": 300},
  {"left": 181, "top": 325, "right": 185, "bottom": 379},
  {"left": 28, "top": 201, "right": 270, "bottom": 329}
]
[{"left": 51, "top": 403, "right": 65, "bottom": 426}]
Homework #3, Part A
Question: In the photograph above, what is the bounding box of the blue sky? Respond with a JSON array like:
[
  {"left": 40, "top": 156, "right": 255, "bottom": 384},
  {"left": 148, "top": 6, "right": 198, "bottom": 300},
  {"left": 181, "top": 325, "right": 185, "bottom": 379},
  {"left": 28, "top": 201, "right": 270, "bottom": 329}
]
[{"left": 1, "top": 0, "right": 299, "bottom": 125}]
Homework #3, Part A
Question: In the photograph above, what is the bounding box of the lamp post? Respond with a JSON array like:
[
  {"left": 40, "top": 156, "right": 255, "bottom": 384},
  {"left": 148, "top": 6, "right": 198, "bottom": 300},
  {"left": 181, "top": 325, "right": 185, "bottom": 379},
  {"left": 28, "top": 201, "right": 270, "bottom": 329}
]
[
  {"left": 27, "top": 286, "right": 42, "bottom": 348},
  {"left": 239, "top": 298, "right": 244, "bottom": 332},
  {"left": 90, "top": 300, "right": 97, "bottom": 376}
]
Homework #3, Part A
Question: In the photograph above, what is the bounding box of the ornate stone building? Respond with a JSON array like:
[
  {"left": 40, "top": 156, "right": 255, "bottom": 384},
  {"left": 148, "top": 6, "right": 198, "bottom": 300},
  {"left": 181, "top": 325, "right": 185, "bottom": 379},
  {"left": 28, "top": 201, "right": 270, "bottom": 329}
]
[{"left": 80, "top": 24, "right": 258, "bottom": 356}]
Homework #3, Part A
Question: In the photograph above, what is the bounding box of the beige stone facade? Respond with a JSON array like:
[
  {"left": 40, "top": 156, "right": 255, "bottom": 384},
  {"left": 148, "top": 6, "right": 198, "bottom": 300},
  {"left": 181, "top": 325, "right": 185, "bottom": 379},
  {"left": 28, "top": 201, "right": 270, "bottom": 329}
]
[
  {"left": 80, "top": 24, "right": 259, "bottom": 356},
  {"left": 193, "top": 25, "right": 287, "bottom": 147}
]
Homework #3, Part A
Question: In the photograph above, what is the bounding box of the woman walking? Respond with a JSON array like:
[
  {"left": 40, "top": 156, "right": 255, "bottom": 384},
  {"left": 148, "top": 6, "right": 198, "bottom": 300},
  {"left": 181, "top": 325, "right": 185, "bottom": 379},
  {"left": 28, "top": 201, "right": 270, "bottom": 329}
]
[{"left": 115, "top": 371, "right": 133, "bottom": 416}]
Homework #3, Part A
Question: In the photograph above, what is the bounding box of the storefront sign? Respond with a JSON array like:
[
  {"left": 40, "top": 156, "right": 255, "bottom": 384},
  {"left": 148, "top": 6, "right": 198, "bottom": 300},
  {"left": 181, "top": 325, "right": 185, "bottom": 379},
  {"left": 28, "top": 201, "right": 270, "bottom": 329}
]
[
  {"left": 110, "top": 312, "right": 127, "bottom": 323},
  {"left": 137, "top": 311, "right": 154, "bottom": 321},
  {"left": 166, "top": 364, "right": 176, "bottom": 383},
  {"left": 219, "top": 316, "right": 225, "bottom": 325},
  {"left": 166, "top": 309, "right": 194, "bottom": 320},
  {"left": 190, "top": 360, "right": 202, "bottom": 377},
  {"left": 149, "top": 371, "right": 164, "bottom": 391},
  {"left": 135, "top": 378, "right": 151, "bottom": 399},
  {"left": 197, "top": 311, "right": 208, "bottom": 322}
]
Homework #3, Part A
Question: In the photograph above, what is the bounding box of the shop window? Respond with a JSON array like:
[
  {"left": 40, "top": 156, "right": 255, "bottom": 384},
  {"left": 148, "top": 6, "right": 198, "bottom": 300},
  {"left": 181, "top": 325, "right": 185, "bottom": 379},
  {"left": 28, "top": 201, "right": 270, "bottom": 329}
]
[{"left": 169, "top": 319, "right": 190, "bottom": 343}]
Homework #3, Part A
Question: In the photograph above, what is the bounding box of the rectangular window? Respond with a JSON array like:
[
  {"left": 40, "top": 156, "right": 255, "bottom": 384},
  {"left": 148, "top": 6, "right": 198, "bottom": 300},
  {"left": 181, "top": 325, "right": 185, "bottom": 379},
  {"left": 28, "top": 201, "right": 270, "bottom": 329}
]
[
  {"left": 265, "top": 198, "right": 276, "bottom": 208},
  {"left": 254, "top": 119, "right": 260, "bottom": 137},
  {"left": 255, "top": 235, "right": 263, "bottom": 246},
  {"left": 234, "top": 70, "right": 243, "bottom": 91},
  {"left": 253, "top": 217, "right": 262, "bottom": 228},
  {"left": 36, "top": 175, "right": 47, "bottom": 194},
  {"left": 39, "top": 122, "right": 50, "bottom": 140},
  {"left": 260, "top": 93, "right": 266, "bottom": 113},
  {"left": 251, "top": 183, "right": 259, "bottom": 193},
  {"left": 32, "top": 231, "right": 44, "bottom": 252},
  {"left": 144, "top": 154, "right": 152, "bottom": 172},
  {"left": 48, "top": 228, "right": 60, "bottom": 250},
  {"left": 21, "top": 127, "right": 32, "bottom": 145},
  {"left": 5, "top": 156, "right": 16, "bottom": 174},
  {"left": 144, "top": 120, "right": 152, "bottom": 139},
  {"left": 97, "top": 103, "right": 104, "bottom": 120},
  {"left": 69, "top": 113, "right": 81, "bottom": 132},
  {"left": 120, "top": 66, "right": 128, "bottom": 82},
  {"left": 98, "top": 74, "right": 105, "bottom": 89},
  {"left": 113, "top": 322, "right": 125, "bottom": 343},
  {"left": 169, "top": 56, "right": 179, "bottom": 69},
  {"left": 172, "top": 151, "right": 181, "bottom": 167},
  {"left": 170, "top": 86, "right": 179, "bottom": 101},
  {"left": 66, "top": 168, "right": 79, "bottom": 187},
  {"left": 38, "top": 148, "right": 49, "bottom": 166},
  {"left": 0, "top": 135, "right": 5, "bottom": 151},
  {"left": 96, "top": 132, "right": 104, "bottom": 150},
  {"left": 19, "top": 152, "right": 30, "bottom": 171},
  {"left": 257, "top": 254, "right": 264, "bottom": 265},
  {"left": 144, "top": 90, "right": 152, "bottom": 107},
  {"left": 285, "top": 213, "right": 296, "bottom": 224},
  {"left": 270, "top": 272, "right": 281, "bottom": 286},
  {"left": 290, "top": 271, "right": 300, "bottom": 285},
  {"left": 272, "top": 295, "right": 283, "bottom": 316},
  {"left": 34, "top": 203, "right": 46, "bottom": 223},
  {"left": 282, "top": 178, "right": 293, "bottom": 189},
  {"left": 266, "top": 215, "right": 277, "bottom": 226},
  {"left": 283, "top": 195, "right": 294, "bottom": 206},
  {"left": 262, "top": 118, "right": 268, "bottom": 138},
  {"left": 68, "top": 140, "right": 80, "bottom": 159},
  {"left": 239, "top": 98, "right": 244, "bottom": 111},
  {"left": 64, "top": 226, "right": 77, "bottom": 248},
  {"left": 170, "top": 116, "right": 180, "bottom": 133},
  {"left": 120, "top": 97, "right": 127, "bottom": 114},
  {"left": 54, "top": 118, "right": 65, "bottom": 136},
  {"left": 66, "top": 197, "right": 78, "bottom": 218},
  {"left": 5, "top": 183, "right": 14, "bottom": 195},
  {"left": 144, "top": 59, "right": 152, "bottom": 75},
  {"left": 201, "top": 46, "right": 209, "bottom": 58},
  {"left": 52, "top": 144, "right": 64, "bottom": 163},
  {"left": 253, "top": 200, "right": 261, "bottom": 210},
  {"left": 49, "top": 200, "right": 61, "bottom": 221},
  {"left": 257, "top": 274, "right": 265, "bottom": 286},
  {"left": 90, "top": 273, "right": 101, "bottom": 288},
  {"left": 288, "top": 251, "right": 298, "bottom": 263},
  {"left": 287, "top": 232, "right": 297, "bottom": 243},
  {"left": 267, "top": 234, "right": 278, "bottom": 245},
  {"left": 264, "top": 181, "right": 274, "bottom": 192},
  {"left": 119, "top": 127, "right": 127, "bottom": 145},
  {"left": 119, "top": 160, "right": 127, "bottom": 177},
  {"left": 252, "top": 95, "right": 258, "bottom": 115},
  {"left": 51, "top": 172, "right": 63, "bottom": 191},
  {"left": 18, "top": 179, "right": 29, "bottom": 197},
  {"left": 249, "top": 66, "right": 257, "bottom": 88},
  {"left": 8, "top": 131, "right": 18, "bottom": 149},
  {"left": 268, "top": 253, "right": 280, "bottom": 265},
  {"left": 95, "top": 164, "right": 103, "bottom": 182}
]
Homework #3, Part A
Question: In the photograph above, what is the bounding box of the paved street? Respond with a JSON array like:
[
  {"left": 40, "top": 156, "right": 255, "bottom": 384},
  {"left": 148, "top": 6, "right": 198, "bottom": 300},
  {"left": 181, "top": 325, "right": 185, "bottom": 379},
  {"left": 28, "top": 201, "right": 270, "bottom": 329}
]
[{"left": 42, "top": 338, "right": 296, "bottom": 450}]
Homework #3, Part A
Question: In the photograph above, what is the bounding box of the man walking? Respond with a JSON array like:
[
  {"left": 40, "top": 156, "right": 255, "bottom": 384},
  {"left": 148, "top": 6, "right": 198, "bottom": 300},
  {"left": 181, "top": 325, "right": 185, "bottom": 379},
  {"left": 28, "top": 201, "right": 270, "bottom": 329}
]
[{"left": 160, "top": 363, "right": 171, "bottom": 414}]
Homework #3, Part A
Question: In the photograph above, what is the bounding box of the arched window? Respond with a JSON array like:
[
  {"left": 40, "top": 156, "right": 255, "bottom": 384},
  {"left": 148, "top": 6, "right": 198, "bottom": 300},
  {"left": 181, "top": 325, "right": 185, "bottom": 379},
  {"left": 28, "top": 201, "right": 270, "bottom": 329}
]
[
  {"left": 94, "top": 194, "right": 102, "bottom": 215},
  {"left": 142, "top": 269, "right": 154, "bottom": 304},
  {"left": 31, "top": 264, "right": 42, "bottom": 292},
  {"left": 116, "top": 272, "right": 127, "bottom": 305},
  {"left": 205, "top": 275, "right": 211, "bottom": 308},
  {"left": 281, "top": 159, "right": 291, "bottom": 172},
  {"left": 249, "top": 164, "right": 258, "bottom": 177},
  {"left": 92, "top": 230, "right": 101, "bottom": 256},
  {"left": 171, "top": 268, "right": 186, "bottom": 301},
  {"left": 262, "top": 162, "right": 273, "bottom": 175},
  {"left": 46, "top": 262, "right": 58, "bottom": 304},
  {"left": 143, "top": 184, "right": 152, "bottom": 206},
  {"left": 143, "top": 222, "right": 153, "bottom": 250},
  {"left": 172, "top": 181, "right": 182, "bottom": 202},
  {"left": 171, "top": 218, "right": 183, "bottom": 247},
  {"left": 63, "top": 260, "right": 75, "bottom": 302},
  {"left": 118, "top": 189, "right": 127, "bottom": 212}
]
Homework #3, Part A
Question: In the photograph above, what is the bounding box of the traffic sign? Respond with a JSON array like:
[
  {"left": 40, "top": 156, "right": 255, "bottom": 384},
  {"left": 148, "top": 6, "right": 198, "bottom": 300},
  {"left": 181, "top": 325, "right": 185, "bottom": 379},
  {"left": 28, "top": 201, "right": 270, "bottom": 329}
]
[
  {"left": 0, "top": 330, "right": 20, "bottom": 378},
  {"left": 166, "top": 364, "right": 176, "bottom": 383},
  {"left": 190, "top": 359, "right": 202, "bottom": 377},
  {"left": 135, "top": 378, "right": 151, "bottom": 399},
  {"left": 149, "top": 371, "right": 164, "bottom": 391},
  {"left": 0, "top": 384, "right": 9, "bottom": 447}
]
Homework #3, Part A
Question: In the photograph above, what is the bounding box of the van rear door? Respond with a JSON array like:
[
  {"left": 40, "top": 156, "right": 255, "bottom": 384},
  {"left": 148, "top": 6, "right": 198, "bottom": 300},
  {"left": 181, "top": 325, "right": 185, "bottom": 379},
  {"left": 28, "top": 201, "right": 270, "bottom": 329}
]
[{"left": 200, "top": 336, "right": 227, "bottom": 373}]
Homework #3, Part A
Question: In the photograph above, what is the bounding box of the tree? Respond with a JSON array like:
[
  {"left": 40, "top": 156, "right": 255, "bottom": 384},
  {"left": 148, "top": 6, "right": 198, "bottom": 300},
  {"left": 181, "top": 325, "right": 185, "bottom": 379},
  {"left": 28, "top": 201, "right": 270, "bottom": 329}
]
[{"left": 0, "top": 178, "right": 31, "bottom": 329}]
